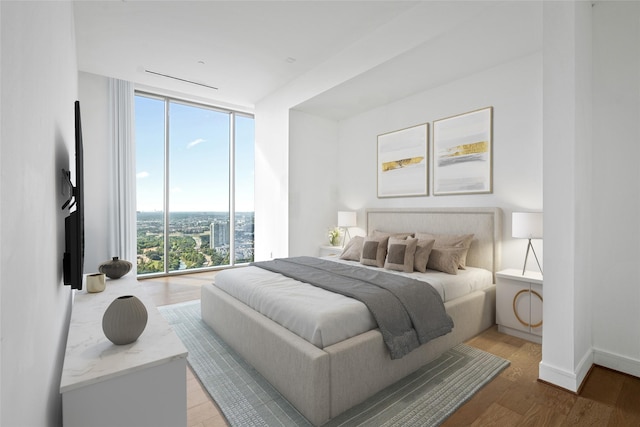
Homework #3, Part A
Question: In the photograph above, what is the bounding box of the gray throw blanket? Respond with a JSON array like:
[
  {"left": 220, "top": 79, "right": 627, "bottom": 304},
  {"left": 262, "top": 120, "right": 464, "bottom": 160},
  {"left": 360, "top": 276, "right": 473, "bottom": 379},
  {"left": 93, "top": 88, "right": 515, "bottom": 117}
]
[{"left": 251, "top": 256, "right": 454, "bottom": 359}]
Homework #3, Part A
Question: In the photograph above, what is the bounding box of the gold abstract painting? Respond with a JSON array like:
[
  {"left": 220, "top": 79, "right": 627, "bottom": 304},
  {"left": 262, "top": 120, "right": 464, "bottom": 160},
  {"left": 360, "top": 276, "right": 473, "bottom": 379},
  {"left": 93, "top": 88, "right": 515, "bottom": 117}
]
[
  {"left": 377, "top": 123, "right": 428, "bottom": 198},
  {"left": 433, "top": 107, "right": 493, "bottom": 195},
  {"left": 381, "top": 156, "right": 425, "bottom": 172}
]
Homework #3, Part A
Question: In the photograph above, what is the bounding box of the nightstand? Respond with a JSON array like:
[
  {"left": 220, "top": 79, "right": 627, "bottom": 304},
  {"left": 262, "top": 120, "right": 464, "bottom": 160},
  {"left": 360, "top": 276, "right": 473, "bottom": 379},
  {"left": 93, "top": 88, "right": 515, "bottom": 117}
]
[
  {"left": 496, "top": 269, "right": 543, "bottom": 343},
  {"left": 319, "top": 245, "right": 343, "bottom": 257}
]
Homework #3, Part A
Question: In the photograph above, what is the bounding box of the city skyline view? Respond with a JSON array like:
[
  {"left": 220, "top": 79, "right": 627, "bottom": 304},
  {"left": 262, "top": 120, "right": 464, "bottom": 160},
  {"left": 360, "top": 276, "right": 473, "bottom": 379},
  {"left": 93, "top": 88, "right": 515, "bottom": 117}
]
[{"left": 136, "top": 211, "right": 254, "bottom": 274}]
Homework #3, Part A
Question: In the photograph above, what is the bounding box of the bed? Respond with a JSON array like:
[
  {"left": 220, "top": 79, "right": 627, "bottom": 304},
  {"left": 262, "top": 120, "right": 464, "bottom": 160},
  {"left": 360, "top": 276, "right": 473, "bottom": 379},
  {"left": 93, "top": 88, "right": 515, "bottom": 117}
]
[{"left": 201, "top": 207, "right": 502, "bottom": 426}]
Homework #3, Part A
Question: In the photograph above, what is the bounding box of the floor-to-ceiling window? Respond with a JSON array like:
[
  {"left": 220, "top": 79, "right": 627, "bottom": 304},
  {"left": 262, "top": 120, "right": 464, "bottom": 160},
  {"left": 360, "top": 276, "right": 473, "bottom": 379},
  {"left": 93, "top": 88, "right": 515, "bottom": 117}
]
[{"left": 135, "top": 92, "right": 254, "bottom": 276}]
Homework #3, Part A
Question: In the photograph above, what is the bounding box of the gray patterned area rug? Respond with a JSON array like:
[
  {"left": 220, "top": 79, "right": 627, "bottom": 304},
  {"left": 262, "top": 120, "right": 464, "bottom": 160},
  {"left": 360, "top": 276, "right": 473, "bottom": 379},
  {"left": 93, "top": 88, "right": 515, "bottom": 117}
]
[{"left": 159, "top": 300, "right": 509, "bottom": 427}]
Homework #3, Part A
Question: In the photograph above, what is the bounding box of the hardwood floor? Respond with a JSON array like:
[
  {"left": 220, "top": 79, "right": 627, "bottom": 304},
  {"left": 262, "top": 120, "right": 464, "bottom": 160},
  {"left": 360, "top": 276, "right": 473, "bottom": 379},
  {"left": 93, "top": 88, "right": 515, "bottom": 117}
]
[
  {"left": 142, "top": 271, "right": 227, "bottom": 427},
  {"left": 444, "top": 329, "right": 640, "bottom": 426},
  {"left": 143, "top": 272, "right": 640, "bottom": 427}
]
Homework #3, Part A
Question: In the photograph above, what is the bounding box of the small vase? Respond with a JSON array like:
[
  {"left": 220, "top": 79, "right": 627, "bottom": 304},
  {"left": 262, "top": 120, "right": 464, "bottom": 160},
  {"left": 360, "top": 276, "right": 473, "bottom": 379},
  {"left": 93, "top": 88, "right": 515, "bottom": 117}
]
[
  {"left": 99, "top": 257, "right": 132, "bottom": 279},
  {"left": 86, "top": 273, "right": 106, "bottom": 293},
  {"left": 102, "top": 295, "right": 148, "bottom": 345}
]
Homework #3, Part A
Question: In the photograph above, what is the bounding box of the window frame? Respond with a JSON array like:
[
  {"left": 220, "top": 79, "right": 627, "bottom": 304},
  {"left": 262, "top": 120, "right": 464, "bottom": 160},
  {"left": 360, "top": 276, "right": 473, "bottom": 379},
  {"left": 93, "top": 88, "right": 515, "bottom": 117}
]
[{"left": 135, "top": 91, "right": 255, "bottom": 277}]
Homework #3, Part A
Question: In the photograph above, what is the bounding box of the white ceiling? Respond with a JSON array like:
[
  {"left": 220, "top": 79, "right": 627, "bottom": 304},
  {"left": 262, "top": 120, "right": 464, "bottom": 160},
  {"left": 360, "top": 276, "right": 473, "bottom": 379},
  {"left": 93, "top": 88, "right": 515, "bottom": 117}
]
[
  {"left": 295, "top": 1, "right": 542, "bottom": 120},
  {"left": 74, "top": 1, "right": 542, "bottom": 119},
  {"left": 74, "top": 1, "right": 418, "bottom": 111}
]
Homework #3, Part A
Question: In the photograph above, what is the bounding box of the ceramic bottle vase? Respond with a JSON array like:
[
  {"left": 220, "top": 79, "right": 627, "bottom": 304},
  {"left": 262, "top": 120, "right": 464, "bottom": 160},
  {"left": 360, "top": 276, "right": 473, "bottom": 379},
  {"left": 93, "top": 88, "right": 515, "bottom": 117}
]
[
  {"left": 99, "top": 257, "right": 132, "bottom": 279},
  {"left": 102, "top": 295, "right": 148, "bottom": 345}
]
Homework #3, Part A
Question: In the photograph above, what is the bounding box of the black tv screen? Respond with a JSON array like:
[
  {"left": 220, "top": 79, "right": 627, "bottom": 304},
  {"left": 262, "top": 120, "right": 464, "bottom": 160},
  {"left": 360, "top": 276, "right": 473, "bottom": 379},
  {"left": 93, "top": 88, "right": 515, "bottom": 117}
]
[{"left": 63, "top": 100, "right": 84, "bottom": 290}]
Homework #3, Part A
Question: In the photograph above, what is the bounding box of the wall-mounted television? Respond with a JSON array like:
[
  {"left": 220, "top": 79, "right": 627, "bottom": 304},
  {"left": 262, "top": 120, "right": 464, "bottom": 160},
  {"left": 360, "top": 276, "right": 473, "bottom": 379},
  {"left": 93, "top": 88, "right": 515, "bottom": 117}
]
[{"left": 62, "top": 100, "right": 84, "bottom": 290}]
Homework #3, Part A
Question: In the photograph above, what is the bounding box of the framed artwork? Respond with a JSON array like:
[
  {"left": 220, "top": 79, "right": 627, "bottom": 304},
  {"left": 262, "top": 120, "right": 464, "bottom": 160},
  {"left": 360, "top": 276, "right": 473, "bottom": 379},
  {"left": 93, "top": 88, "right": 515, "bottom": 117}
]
[
  {"left": 377, "top": 123, "right": 428, "bottom": 198},
  {"left": 433, "top": 107, "right": 493, "bottom": 195}
]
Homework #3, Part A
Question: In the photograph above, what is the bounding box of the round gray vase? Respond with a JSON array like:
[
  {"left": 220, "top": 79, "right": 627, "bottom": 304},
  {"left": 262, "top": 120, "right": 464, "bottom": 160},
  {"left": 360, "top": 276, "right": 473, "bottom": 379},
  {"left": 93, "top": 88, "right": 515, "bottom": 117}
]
[{"left": 102, "top": 295, "right": 148, "bottom": 345}]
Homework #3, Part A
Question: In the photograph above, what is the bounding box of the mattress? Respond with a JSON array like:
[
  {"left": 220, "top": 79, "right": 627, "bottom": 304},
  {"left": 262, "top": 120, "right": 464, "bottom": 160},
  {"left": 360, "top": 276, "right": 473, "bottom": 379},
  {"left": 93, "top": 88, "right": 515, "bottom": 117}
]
[{"left": 213, "top": 258, "right": 493, "bottom": 349}]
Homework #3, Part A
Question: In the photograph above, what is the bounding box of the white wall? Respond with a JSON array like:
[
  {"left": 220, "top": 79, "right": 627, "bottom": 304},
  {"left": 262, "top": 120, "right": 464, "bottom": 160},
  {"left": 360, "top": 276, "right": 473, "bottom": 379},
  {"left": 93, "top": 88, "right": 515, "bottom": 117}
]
[
  {"left": 539, "top": 0, "right": 594, "bottom": 392},
  {"left": 0, "top": 2, "right": 76, "bottom": 425},
  {"left": 254, "top": 98, "right": 291, "bottom": 260},
  {"left": 591, "top": 1, "right": 640, "bottom": 376},
  {"left": 573, "top": 0, "right": 594, "bottom": 388},
  {"left": 289, "top": 111, "right": 340, "bottom": 255},
  {"left": 0, "top": 2, "right": 3, "bottom": 419},
  {"left": 290, "top": 52, "right": 543, "bottom": 271},
  {"left": 539, "top": 0, "right": 640, "bottom": 390}
]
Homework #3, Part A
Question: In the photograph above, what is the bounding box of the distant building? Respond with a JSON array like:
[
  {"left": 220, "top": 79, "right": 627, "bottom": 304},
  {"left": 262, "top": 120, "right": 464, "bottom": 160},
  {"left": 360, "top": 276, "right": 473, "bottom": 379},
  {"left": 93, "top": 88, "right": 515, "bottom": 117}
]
[{"left": 210, "top": 221, "right": 230, "bottom": 249}]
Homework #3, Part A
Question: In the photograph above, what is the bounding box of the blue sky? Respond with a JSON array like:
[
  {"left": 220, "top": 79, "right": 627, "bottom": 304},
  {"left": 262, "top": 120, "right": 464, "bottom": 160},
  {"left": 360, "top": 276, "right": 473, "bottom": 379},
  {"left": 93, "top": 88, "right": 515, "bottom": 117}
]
[{"left": 135, "top": 95, "right": 255, "bottom": 212}]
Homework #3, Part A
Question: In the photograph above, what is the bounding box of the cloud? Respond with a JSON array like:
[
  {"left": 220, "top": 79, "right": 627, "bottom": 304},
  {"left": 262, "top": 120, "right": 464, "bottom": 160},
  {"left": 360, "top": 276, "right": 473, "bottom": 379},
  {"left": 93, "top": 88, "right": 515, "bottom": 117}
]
[
  {"left": 137, "top": 171, "right": 150, "bottom": 179},
  {"left": 187, "top": 138, "right": 206, "bottom": 149}
]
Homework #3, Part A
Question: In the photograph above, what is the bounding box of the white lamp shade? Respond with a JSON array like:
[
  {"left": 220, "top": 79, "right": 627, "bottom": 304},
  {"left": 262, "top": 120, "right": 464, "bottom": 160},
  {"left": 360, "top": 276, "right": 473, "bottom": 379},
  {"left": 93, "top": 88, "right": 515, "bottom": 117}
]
[
  {"left": 512, "top": 212, "right": 543, "bottom": 239},
  {"left": 337, "top": 211, "right": 357, "bottom": 228}
]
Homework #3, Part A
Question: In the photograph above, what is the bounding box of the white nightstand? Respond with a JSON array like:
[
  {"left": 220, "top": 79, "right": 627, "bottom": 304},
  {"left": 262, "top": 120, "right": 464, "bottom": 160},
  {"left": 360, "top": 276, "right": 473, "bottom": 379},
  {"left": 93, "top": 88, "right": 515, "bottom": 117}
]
[
  {"left": 496, "top": 269, "right": 543, "bottom": 344},
  {"left": 319, "top": 245, "right": 343, "bottom": 257}
]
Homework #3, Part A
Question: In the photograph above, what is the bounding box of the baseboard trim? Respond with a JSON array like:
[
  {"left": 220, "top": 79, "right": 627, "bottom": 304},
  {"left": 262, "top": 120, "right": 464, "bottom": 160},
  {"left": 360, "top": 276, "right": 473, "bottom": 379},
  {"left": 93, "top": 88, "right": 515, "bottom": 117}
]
[
  {"left": 593, "top": 348, "right": 640, "bottom": 378},
  {"left": 539, "top": 348, "right": 640, "bottom": 392},
  {"left": 538, "top": 348, "right": 593, "bottom": 392},
  {"left": 538, "top": 362, "right": 579, "bottom": 392}
]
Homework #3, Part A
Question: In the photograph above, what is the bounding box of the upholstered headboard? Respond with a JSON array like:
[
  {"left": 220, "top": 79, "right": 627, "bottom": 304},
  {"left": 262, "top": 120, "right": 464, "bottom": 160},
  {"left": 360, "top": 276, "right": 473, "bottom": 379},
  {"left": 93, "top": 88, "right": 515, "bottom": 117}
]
[{"left": 366, "top": 207, "right": 502, "bottom": 278}]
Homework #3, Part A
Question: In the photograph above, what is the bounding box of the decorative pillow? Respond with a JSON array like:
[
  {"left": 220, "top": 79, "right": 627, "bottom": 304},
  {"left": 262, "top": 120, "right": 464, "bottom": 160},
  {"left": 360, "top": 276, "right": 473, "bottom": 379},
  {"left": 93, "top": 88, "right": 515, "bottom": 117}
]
[
  {"left": 414, "top": 233, "right": 474, "bottom": 268},
  {"left": 384, "top": 237, "right": 418, "bottom": 273},
  {"left": 426, "top": 247, "right": 467, "bottom": 275},
  {"left": 360, "top": 236, "right": 389, "bottom": 268},
  {"left": 339, "top": 236, "right": 364, "bottom": 261},
  {"left": 371, "top": 230, "right": 414, "bottom": 240},
  {"left": 413, "top": 238, "right": 435, "bottom": 273}
]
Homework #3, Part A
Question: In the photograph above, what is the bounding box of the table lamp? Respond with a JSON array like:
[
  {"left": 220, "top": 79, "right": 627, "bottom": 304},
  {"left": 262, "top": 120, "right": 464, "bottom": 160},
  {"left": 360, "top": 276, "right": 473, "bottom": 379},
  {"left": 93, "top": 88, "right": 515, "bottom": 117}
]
[
  {"left": 337, "top": 211, "right": 357, "bottom": 247},
  {"left": 512, "top": 212, "right": 543, "bottom": 276}
]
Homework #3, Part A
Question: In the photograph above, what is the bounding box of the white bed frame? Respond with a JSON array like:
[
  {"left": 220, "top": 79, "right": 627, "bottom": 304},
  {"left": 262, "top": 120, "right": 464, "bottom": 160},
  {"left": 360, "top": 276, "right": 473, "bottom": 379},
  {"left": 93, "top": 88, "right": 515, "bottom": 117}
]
[{"left": 201, "top": 207, "right": 502, "bottom": 426}]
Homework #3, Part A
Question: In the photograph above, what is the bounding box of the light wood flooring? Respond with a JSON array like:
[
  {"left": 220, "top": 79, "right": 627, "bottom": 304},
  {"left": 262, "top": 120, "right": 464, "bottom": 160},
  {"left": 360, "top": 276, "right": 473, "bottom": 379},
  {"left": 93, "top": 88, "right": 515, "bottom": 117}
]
[{"left": 143, "top": 271, "right": 640, "bottom": 427}]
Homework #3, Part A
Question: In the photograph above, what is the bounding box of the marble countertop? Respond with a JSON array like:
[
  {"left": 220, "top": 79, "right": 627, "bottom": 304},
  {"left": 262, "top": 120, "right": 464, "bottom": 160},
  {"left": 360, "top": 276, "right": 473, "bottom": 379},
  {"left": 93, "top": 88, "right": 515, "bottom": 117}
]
[{"left": 60, "top": 274, "right": 188, "bottom": 393}]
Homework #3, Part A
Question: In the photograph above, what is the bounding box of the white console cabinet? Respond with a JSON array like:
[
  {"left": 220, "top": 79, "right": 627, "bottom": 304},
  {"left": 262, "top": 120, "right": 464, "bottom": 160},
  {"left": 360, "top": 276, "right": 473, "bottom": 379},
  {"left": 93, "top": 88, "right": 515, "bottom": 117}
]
[
  {"left": 496, "top": 269, "right": 543, "bottom": 344},
  {"left": 60, "top": 275, "right": 188, "bottom": 427}
]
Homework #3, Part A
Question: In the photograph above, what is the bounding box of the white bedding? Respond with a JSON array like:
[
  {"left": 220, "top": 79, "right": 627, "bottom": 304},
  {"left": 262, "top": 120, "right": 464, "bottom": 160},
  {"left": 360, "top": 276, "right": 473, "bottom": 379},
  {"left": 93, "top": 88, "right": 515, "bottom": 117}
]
[{"left": 213, "top": 258, "right": 493, "bottom": 348}]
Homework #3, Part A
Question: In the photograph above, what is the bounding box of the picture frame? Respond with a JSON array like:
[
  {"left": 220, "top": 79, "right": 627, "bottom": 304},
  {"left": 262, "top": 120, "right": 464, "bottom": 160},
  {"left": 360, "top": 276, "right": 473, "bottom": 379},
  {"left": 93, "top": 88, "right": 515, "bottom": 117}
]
[
  {"left": 377, "top": 123, "right": 428, "bottom": 198},
  {"left": 432, "top": 107, "right": 493, "bottom": 196}
]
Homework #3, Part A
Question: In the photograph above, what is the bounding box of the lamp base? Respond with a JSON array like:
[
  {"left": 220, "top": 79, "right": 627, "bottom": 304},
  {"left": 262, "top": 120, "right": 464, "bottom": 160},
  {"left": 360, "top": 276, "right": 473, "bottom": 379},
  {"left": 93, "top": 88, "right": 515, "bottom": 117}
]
[
  {"left": 522, "top": 239, "right": 543, "bottom": 276},
  {"left": 341, "top": 228, "right": 352, "bottom": 247}
]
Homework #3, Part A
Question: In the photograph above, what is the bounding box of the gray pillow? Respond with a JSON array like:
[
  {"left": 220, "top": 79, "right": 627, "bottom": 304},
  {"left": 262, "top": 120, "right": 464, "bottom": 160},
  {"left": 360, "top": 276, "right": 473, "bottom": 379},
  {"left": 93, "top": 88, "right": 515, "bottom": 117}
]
[
  {"left": 384, "top": 237, "right": 418, "bottom": 273},
  {"left": 360, "top": 236, "right": 389, "bottom": 268}
]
